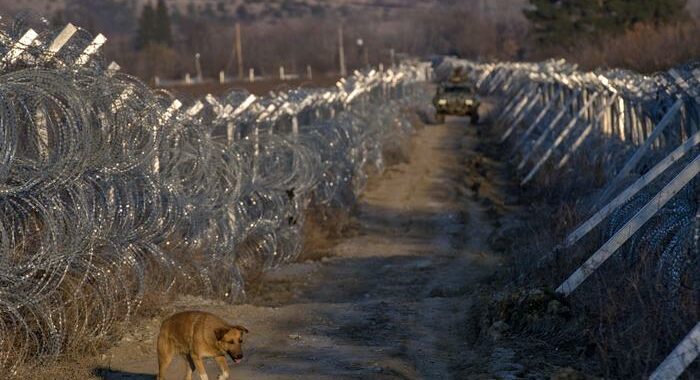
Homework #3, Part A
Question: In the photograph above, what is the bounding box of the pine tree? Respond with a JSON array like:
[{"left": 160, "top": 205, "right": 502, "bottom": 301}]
[
  {"left": 154, "top": 0, "right": 173, "bottom": 47},
  {"left": 524, "top": 0, "right": 688, "bottom": 47},
  {"left": 136, "top": 2, "right": 155, "bottom": 50}
]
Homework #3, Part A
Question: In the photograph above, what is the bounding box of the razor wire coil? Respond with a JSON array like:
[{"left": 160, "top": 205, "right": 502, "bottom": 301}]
[{"left": 0, "top": 18, "right": 431, "bottom": 374}]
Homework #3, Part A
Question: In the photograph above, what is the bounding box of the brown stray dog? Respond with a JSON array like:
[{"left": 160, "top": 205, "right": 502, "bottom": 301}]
[{"left": 157, "top": 310, "right": 249, "bottom": 380}]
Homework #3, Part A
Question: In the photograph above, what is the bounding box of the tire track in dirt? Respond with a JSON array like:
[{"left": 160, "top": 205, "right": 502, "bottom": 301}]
[{"left": 96, "top": 115, "right": 502, "bottom": 380}]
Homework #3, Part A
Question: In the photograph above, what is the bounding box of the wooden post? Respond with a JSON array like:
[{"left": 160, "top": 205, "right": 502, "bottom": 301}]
[
  {"left": 47, "top": 23, "right": 77, "bottom": 58},
  {"left": 4, "top": 29, "right": 39, "bottom": 66},
  {"left": 280, "top": 66, "right": 285, "bottom": 80},
  {"left": 307, "top": 65, "right": 312, "bottom": 80},
  {"left": 75, "top": 34, "right": 107, "bottom": 66},
  {"left": 249, "top": 68, "right": 255, "bottom": 82},
  {"left": 186, "top": 100, "right": 204, "bottom": 117},
  {"left": 235, "top": 22, "right": 244, "bottom": 80},
  {"left": 219, "top": 70, "right": 225, "bottom": 84},
  {"left": 338, "top": 24, "right": 346, "bottom": 77}
]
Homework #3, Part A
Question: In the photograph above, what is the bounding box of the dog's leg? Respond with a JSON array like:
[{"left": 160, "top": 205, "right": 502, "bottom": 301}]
[
  {"left": 192, "top": 355, "right": 210, "bottom": 380},
  {"left": 185, "top": 355, "right": 195, "bottom": 380},
  {"left": 214, "top": 356, "right": 230, "bottom": 380},
  {"left": 156, "top": 338, "right": 174, "bottom": 380}
]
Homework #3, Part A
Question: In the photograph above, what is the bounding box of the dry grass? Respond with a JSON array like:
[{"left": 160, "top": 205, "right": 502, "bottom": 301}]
[
  {"left": 300, "top": 203, "right": 358, "bottom": 261},
  {"left": 552, "top": 21, "right": 700, "bottom": 74},
  {"left": 577, "top": 254, "right": 700, "bottom": 378},
  {"left": 478, "top": 116, "right": 700, "bottom": 378}
]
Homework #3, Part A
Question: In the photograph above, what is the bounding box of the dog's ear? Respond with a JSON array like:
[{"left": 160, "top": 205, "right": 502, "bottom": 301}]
[
  {"left": 215, "top": 327, "right": 230, "bottom": 341},
  {"left": 232, "top": 325, "right": 249, "bottom": 334}
]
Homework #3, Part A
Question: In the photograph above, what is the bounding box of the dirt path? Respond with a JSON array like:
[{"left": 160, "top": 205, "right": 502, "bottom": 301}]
[{"left": 98, "top": 116, "right": 502, "bottom": 380}]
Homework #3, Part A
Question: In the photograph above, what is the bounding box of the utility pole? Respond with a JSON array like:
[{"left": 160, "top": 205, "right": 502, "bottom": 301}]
[
  {"left": 235, "top": 22, "right": 244, "bottom": 80},
  {"left": 338, "top": 24, "right": 346, "bottom": 77},
  {"left": 357, "top": 38, "right": 368, "bottom": 69},
  {"left": 194, "top": 52, "right": 202, "bottom": 82}
]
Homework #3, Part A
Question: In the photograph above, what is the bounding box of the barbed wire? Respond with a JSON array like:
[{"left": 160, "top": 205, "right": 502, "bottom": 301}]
[{"left": 0, "top": 18, "right": 431, "bottom": 374}]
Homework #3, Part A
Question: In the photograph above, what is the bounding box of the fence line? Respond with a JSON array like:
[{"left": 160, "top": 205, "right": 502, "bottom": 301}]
[
  {"left": 0, "top": 20, "right": 430, "bottom": 373},
  {"left": 437, "top": 57, "right": 700, "bottom": 379}
]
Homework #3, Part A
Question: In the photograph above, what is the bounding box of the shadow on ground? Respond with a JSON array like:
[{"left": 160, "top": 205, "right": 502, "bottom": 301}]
[{"left": 95, "top": 367, "right": 154, "bottom": 380}]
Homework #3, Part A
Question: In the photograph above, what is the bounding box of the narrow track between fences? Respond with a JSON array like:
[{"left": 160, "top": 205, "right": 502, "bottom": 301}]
[{"left": 93, "top": 115, "right": 503, "bottom": 380}]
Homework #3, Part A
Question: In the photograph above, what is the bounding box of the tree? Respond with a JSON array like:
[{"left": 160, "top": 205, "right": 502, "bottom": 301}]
[
  {"left": 135, "top": 0, "right": 173, "bottom": 50},
  {"left": 202, "top": 3, "right": 215, "bottom": 17},
  {"left": 310, "top": 5, "right": 325, "bottom": 17},
  {"left": 136, "top": 2, "right": 155, "bottom": 50},
  {"left": 236, "top": 4, "right": 250, "bottom": 20},
  {"left": 524, "top": 0, "right": 688, "bottom": 47},
  {"left": 67, "top": 0, "right": 136, "bottom": 36},
  {"left": 217, "top": 1, "right": 227, "bottom": 15},
  {"left": 154, "top": 0, "right": 173, "bottom": 47},
  {"left": 187, "top": 2, "right": 196, "bottom": 16}
]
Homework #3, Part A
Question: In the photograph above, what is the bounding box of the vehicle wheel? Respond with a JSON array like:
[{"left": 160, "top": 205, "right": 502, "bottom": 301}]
[
  {"left": 435, "top": 113, "right": 446, "bottom": 124},
  {"left": 470, "top": 113, "right": 479, "bottom": 125}
]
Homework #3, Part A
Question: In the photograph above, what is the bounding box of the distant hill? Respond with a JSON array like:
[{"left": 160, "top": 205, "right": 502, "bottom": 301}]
[
  {"left": 0, "top": 0, "right": 695, "bottom": 79},
  {"left": 2, "top": 0, "right": 698, "bottom": 27},
  {"left": 6, "top": 0, "right": 699, "bottom": 38},
  {"left": 129, "top": 0, "right": 528, "bottom": 21},
  {"left": 0, "top": 0, "right": 535, "bottom": 48},
  {"left": 0, "top": 0, "right": 528, "bottom": 27}
]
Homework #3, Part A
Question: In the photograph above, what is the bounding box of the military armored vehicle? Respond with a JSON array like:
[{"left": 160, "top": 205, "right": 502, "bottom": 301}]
[{"left": 432, "top": 68, "right": 480, "bottom": 124}]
